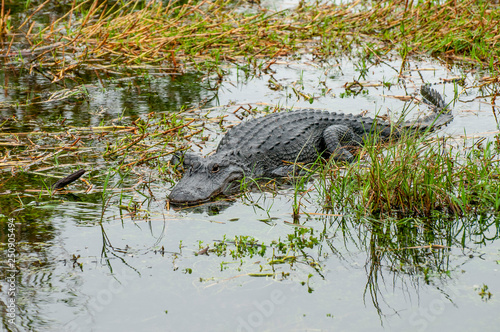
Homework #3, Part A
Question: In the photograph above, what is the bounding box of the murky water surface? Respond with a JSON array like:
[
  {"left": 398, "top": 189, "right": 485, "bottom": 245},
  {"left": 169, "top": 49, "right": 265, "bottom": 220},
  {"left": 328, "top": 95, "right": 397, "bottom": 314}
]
[{"left": 1, "top": 3, "right": 500, "bottom": 332}]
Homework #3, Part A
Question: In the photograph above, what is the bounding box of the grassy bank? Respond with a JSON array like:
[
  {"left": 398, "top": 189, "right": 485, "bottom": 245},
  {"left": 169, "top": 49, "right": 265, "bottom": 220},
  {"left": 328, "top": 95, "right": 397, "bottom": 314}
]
[
  {"left": 2, "top": 0, "right": 500, "bottom": 78},
  {"left": 316, "top": 132, "right": 500, "bottom": 218}
]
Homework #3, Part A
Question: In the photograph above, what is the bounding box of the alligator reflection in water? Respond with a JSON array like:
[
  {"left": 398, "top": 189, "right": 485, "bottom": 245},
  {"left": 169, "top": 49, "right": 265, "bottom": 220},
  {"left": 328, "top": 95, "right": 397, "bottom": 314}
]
[{"left": 171, "top": 200, "right": 234, "bottom": 215}]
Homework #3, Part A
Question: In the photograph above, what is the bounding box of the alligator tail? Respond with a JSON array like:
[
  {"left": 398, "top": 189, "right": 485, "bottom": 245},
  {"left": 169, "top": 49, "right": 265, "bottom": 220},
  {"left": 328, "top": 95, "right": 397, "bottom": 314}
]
[
  {"left": 404, "top": 85, "right": 453, "bottom": 130},
  {"left": 421, "top": 85, "right": 447, "bottom": 110}
]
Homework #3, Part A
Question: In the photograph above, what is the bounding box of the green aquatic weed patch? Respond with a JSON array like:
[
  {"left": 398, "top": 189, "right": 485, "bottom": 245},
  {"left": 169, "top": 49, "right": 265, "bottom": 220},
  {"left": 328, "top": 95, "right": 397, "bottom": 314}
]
[
  {"left": 210, "top": 227, "right": 320, "bottom": 270},
  {"left": 197, "top": 210, "right": 497, "bottom": 290}
]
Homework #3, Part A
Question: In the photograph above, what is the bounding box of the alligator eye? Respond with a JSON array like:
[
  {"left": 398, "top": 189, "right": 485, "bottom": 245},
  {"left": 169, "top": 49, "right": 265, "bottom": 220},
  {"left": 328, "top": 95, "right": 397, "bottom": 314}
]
[{"left": 211, "top": 164, "right": 220, "bottom": 173}]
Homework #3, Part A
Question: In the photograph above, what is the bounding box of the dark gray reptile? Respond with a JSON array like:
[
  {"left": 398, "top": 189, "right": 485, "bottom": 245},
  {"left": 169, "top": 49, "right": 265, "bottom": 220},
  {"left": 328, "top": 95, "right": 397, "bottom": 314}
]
[{"left": 169, "top": 86, "right": 452, "bottom": 205}]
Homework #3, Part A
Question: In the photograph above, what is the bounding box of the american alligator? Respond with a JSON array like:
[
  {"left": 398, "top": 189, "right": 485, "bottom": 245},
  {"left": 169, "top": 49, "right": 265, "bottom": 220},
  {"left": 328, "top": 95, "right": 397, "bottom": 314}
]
[{"left": 169, "top": 86, "right": 452, "bottom": 205}]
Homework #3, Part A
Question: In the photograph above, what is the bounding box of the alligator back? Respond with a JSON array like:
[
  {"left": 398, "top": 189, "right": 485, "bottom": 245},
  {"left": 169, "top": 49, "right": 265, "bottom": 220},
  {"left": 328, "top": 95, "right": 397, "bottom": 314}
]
[{"left": 217, "top": 109, "right": 391, "bottom": 164}]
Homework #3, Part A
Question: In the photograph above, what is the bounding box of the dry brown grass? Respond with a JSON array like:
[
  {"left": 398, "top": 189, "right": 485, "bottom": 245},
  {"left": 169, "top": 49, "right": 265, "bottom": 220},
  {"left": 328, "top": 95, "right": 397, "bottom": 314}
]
[{"left": 2, "top": 0, "right": 498, "bottom": 81}]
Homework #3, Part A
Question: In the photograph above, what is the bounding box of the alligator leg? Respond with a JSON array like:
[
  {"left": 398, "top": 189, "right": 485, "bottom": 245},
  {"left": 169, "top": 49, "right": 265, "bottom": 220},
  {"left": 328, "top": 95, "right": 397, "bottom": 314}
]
[{"left": 323, "top": 125, "right": 362, "bottom": 162}]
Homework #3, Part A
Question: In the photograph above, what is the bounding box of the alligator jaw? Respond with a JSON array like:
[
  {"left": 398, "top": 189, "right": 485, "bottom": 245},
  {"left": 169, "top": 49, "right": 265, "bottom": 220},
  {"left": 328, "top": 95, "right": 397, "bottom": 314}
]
[
  {"left": 168, "top": 194, "right": 216, "bottom": 206},
  {"left": 168, "top": 185, "right": 226, "bottom": 206}
]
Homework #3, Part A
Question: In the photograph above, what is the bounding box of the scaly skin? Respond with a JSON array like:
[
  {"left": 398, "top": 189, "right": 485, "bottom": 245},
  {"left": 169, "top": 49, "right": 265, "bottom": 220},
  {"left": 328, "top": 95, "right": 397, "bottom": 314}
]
[{"left": 169, "top": 86, "right": 452, "bottom": 205}]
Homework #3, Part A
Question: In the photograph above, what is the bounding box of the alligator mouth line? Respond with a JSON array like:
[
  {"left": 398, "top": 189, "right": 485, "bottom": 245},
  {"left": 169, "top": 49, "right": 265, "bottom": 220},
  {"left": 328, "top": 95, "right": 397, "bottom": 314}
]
[
  {"left": 168, "top": 196, "right": 213, "bottom": 206},
  {"left": 168, "top": 192, "right": 235, "bottom": 207}
]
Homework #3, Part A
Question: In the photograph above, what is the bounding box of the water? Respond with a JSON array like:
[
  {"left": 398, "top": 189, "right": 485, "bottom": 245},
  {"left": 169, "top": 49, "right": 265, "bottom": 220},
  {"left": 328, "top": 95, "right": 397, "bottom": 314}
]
[{"left": 1, "top": 12, "right": 500, "bottom": 332}]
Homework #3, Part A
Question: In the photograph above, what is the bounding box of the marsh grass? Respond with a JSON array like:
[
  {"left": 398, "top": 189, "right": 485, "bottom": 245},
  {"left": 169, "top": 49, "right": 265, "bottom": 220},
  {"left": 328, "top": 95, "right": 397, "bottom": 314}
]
[
  {"left": 0, "top": 110, "right": 202, "bottom": 200},
  {"left": 3, "top": 2, "right": 500, "bottom": 319},
  {"left": 318, "top": 131, "right": 500, "bottom": 217},
  {"left": 4, "top": 0, "right": 500, "bottom": 81}
]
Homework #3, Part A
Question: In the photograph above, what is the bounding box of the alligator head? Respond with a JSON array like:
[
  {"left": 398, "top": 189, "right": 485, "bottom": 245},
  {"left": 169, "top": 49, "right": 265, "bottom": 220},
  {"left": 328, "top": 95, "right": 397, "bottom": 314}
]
[{"left": 168, "top": 152, "right": 246, "bottom": 205}]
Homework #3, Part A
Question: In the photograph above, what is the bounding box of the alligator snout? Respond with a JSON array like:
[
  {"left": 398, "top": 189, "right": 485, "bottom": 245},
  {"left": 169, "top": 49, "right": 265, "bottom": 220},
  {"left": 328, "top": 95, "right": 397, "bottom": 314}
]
[
  {"left": 168, "top": 156, "right": 245, "bottom": 205},
  {"left": 168, "top": 186, "right": 211, "bottom": 205}
]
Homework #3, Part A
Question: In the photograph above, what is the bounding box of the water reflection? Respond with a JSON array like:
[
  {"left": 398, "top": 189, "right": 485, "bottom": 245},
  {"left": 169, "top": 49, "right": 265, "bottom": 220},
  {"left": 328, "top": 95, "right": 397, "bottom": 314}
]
[
  {"left": 1, "top": 69, "right": 216, "bottom": 130},
  {"left": 2, "top": 183, "right": 499, "bottom": 331}
]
